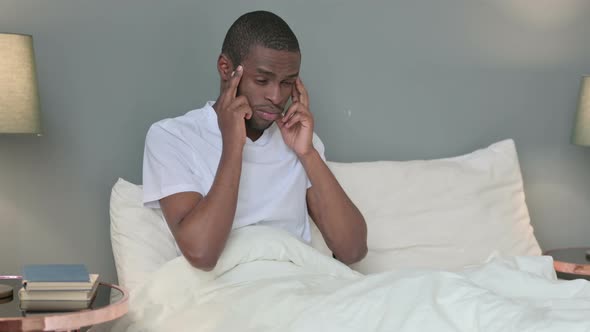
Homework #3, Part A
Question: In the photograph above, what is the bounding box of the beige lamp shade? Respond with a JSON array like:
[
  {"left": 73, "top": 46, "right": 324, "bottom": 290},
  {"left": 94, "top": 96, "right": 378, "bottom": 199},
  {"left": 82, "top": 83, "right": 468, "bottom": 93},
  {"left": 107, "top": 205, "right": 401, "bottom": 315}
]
[
  {"left": 0, "top": 33, "right": 42, "bottom": 134},
  {"left": 573, "top": 76, "right": 590, "bottom": 146}
]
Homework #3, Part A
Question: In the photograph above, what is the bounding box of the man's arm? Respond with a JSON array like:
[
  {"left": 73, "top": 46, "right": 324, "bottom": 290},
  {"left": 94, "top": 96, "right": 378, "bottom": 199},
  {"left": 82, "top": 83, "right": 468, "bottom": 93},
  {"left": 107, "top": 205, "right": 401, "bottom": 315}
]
[
  {"left": 159, "top": 148, "right": 243, "bottom": 271},
  {"left": 159, "top": 66, "right": 251, "bottom": 271},
  {"left": 302, "top": 151, "right": 367, "bottom": 265},
  {"left": 277, "top": 77, "right": 367, "bottom": 265}
]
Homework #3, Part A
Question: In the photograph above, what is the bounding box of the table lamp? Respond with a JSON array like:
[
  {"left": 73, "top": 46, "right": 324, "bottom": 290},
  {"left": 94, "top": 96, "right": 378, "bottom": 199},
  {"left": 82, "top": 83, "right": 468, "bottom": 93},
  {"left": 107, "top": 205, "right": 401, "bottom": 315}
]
[
  {"left": 573, "top": 76, "right": 590, "bottom": 146},
  {"left": 571, "top": 75, "right": 590, "bottom": 260},
  {"left": 0, "top": 33, "right": 42, "bottom": 135},
  {"left": 0, "top": 33, "right": 42, "bottom": 300}
]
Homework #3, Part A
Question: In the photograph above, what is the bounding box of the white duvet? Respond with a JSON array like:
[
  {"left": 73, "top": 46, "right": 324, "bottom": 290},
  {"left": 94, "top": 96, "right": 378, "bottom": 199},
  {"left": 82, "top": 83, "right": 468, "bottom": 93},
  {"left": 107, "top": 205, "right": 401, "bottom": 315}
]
[{"left": 110, "top": 226, "right": 590, "bottom": 332}]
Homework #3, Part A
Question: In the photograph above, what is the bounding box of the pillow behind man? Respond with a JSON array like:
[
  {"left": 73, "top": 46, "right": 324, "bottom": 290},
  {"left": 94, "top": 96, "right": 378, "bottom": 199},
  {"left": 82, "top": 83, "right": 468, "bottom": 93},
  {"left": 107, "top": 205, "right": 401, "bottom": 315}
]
[
  {"left": 310, "top": 139, "right": 542, "bottom": 274},
  {"left": 110, "top": 138, "right": 542, "bottom": 288},
  {"left": 110, "top": 179, "right": 181, "bottom": 292}
]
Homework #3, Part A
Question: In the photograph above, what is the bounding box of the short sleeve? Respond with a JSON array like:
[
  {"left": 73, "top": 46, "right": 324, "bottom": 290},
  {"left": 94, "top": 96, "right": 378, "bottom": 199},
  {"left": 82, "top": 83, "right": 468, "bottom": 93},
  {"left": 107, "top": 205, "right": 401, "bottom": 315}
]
[
  {"left": 142, "top": 124, "right": 205, "bottom": 208},
  {"left": 306, "top": 133, "right": 327, "bottom": 189}
]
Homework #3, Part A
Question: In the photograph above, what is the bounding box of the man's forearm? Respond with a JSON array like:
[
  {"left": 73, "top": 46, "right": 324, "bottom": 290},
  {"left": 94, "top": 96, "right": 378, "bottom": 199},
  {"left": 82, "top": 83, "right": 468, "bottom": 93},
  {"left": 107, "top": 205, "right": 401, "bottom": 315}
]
[
  {"left": 174, "top": 147, "right": 243, "bottom": 270},
  {"left": 299, "top": 149, "right": 367, "bottom": 264}
]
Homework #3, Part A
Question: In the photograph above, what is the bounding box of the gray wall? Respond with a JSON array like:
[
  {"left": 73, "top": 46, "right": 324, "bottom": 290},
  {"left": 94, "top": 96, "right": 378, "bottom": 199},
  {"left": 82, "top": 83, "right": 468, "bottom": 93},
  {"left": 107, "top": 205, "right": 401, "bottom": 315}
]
[{"left": 1, "top": 0, "right": 590, "bottom": 283}]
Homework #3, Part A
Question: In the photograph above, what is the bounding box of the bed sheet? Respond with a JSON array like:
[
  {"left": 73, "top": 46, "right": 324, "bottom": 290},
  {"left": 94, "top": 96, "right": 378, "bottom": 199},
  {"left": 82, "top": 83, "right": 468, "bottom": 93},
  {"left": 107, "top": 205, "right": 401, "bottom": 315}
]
[{"left": 108, "top": 226, "right": 590, "bottom": 332}]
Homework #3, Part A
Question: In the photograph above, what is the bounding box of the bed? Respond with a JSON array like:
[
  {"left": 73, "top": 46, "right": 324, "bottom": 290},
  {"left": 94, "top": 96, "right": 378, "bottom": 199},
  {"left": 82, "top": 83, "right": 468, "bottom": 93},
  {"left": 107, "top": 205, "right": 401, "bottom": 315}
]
[{"left": 99, "top": 139, "right": 590, "bottom": 331}]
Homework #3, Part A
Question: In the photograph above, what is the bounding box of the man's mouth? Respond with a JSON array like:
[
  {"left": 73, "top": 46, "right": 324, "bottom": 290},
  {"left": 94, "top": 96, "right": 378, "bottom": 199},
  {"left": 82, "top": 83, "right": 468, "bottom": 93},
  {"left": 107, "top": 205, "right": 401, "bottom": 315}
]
[{"left": 256, "top": 110, "right": 282, "bottom": 121}]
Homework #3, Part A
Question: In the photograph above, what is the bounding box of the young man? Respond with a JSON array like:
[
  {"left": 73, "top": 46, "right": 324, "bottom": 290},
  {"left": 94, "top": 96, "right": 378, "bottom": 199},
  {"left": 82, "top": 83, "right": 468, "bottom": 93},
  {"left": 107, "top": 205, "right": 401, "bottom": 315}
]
[{"left": 143, "top": 11, "right": 367, "bottom": 271}]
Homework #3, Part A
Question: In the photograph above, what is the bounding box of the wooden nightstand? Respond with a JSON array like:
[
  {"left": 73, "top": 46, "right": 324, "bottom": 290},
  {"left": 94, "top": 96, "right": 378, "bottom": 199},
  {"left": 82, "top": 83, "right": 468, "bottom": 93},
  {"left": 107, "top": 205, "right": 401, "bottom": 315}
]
[{"left": 544, "top": 247, "right": 590, "bottom": 280}]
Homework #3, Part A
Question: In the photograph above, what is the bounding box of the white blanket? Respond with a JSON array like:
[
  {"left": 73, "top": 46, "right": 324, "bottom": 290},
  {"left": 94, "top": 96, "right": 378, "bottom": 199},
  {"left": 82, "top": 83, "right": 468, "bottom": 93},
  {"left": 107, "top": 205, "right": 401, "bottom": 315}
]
[{"left": 110, "top": 226, "right": 590, "bottom": 332}]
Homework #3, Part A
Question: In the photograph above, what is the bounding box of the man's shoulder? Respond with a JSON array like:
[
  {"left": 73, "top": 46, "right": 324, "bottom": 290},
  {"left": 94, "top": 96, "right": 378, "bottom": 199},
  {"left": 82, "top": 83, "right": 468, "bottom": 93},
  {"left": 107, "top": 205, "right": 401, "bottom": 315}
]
[
  {"left": 312, "top": 131, "right": 324, "bottom": 142},
  {"left": 146, "top": 101, "right": 216, "bottom": 140}
]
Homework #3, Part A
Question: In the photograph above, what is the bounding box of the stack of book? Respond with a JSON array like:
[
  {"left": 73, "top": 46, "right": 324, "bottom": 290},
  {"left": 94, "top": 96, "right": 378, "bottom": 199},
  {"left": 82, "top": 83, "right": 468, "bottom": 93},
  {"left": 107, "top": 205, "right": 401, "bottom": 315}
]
[{"left": 19, "top": 264, "right": 99, "bottom": 311}]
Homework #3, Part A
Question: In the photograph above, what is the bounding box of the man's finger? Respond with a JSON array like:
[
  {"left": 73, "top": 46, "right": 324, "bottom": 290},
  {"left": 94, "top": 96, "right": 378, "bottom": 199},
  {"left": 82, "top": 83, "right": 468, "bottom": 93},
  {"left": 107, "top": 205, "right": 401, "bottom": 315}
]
[
  {"left": 244, "top": 107, "right": 252, "bottom": 120},
  {"left": 232, "top": 95, "right": 249, "bottom": 108},
  {"left": 225, "top": 65, "right": 243, "bottom": 99},
  {"left": 291, "top": 81, "right": 300, "bottom": 104},
  {"left": 230, "top": 98, "right": 252, "bottom": 116},
  {"left": 295, "top": 77, "right": 309, "bottom": 106},
  {"left": 235, "top": 103, "right": 252, "bottom": 120},
  {"left": 281, "top": 102, "right": 298, "bottom": 123},
  {"left": 285, "top": 111, "right": 305, "bottom": 128}
]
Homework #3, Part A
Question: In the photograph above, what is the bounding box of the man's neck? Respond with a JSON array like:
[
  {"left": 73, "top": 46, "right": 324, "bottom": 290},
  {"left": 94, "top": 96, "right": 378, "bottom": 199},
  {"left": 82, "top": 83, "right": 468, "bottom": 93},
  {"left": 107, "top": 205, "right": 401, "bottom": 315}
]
[{"left": 246, "top": 124, "right": 263, "bottom": 141}]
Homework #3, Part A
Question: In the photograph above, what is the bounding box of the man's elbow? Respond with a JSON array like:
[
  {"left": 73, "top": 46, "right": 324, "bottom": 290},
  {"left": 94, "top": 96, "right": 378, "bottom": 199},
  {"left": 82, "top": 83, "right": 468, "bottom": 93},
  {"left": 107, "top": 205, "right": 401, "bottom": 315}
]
[
  {"left": 336, "top": 243, "right": 368, "bottom": 265},
  {"left": 184, "top": 250, "right": 219, "bottom": 272}
]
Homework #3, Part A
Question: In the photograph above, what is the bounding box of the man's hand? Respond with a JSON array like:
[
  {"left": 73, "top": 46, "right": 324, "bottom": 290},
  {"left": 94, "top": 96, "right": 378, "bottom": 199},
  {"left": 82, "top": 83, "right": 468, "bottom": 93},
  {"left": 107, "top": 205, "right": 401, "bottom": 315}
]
[
  {"left": 215, "top": 65, "right": 253, "bottom": 152},
  {"left": 278, "top": 77, "right": 314, "bottom": 157}
]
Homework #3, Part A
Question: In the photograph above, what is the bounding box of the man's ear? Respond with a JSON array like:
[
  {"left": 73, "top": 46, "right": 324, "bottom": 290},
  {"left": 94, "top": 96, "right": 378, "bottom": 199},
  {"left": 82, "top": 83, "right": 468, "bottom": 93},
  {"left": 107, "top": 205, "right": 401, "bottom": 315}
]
[{"left": 217, "top": 54, "right": 234, "bottom": 82}]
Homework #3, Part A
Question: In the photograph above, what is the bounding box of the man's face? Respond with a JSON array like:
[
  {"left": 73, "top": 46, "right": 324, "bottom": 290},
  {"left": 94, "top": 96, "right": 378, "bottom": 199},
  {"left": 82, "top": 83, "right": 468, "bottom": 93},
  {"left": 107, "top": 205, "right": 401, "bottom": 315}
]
[{"left": 237, "top": 45, "right": 301, "bottom": 132}]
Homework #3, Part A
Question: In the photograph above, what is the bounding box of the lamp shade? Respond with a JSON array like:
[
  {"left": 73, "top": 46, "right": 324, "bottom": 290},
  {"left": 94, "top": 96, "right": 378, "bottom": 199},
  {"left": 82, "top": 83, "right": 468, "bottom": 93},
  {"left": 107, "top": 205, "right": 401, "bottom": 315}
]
[
  {"left": 573, "top": 76, "right": 590, "bottom": 146},
  {"left": 0, "top": 33, "right": 42, "bottom": 134}
]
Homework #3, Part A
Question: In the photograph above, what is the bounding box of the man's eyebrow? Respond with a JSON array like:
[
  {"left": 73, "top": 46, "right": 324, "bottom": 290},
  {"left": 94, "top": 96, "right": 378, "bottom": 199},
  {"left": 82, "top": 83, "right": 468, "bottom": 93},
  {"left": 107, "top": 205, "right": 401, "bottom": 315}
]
[
  {"left": 256, "top": 68, "right": 299, "bottom": 79},
  {"left": 256, "top": 68, "right": 276, "bottom": 77}
]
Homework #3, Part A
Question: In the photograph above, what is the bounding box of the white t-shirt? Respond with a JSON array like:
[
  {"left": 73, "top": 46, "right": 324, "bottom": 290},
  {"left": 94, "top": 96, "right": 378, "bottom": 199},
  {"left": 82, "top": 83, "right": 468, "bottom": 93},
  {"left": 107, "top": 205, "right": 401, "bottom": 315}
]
[{"left": 142, "top": 101, "right": 326, "bottom": 243}]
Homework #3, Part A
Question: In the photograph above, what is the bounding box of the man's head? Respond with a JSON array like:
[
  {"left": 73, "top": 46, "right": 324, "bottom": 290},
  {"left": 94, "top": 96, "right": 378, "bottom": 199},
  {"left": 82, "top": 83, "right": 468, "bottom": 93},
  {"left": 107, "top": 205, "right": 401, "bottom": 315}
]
[{"left": 218, "top": 11, "right": 301, "bottom": 134}]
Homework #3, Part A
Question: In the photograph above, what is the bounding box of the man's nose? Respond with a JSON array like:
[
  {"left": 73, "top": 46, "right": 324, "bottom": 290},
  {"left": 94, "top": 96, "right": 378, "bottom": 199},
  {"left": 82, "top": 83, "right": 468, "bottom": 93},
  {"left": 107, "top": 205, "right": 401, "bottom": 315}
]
[{"left": 265, "top": 83, "right": 282, "bottom": 105}]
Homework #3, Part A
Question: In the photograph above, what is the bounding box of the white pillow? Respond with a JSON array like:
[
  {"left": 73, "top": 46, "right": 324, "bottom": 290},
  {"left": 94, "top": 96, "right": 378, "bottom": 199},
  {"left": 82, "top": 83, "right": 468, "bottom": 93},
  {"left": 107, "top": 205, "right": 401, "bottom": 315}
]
[
  {"left": 310, "top": 139, "right": 541, "bottom": 274},
  {"left": 110, "top": 178, "right": 180, "bottom": 292}
]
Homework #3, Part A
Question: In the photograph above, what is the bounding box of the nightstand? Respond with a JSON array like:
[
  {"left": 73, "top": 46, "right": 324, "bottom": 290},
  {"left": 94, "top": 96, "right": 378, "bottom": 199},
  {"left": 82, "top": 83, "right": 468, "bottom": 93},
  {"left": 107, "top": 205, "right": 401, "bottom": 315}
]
[
  {"left": 544, "top": 247, "right": 590, "bottom": 280},
  {"left": 0, "top": 275, "right": 128, "bottom": 331}
]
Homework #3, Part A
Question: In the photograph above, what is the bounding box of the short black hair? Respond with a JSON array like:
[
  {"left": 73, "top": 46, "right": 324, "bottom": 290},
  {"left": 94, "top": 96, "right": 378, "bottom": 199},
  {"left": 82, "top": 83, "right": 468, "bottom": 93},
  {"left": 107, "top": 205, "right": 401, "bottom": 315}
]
[{"left": 221, "top": 11, "right": 300, "bottom": 68}]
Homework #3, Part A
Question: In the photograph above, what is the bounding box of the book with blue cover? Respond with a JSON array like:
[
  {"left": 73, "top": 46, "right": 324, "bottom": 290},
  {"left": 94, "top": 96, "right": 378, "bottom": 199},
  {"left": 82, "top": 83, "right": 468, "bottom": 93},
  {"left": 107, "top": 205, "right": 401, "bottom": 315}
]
[
  {"left": 19, "top": 274, "right": 99, "bottom": 301},
  {"left": 23, "top": 274, "right": 99, "bottom": 292},
  {"left": 22, "top": 264, "right": 90, "bottom": 283}
]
